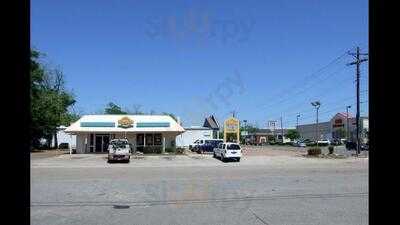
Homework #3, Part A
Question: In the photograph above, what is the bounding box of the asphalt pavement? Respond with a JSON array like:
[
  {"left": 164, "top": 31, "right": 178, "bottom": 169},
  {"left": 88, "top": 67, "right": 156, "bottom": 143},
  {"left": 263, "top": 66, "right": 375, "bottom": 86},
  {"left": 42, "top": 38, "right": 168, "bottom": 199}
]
[{"left": 31, "top": 153, "right": 368, "bottom": 225}]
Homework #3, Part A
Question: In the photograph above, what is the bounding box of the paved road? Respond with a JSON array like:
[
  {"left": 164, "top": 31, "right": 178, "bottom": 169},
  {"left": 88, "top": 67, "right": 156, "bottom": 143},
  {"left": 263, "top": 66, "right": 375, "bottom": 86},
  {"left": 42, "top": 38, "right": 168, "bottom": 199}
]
[{"left": 31, "top": 155, "right": 368, "bottom": 225}]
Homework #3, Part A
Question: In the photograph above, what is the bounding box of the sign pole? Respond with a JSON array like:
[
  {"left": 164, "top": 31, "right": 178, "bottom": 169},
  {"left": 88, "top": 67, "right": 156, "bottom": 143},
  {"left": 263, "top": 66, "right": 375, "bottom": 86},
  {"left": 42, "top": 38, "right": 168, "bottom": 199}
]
[{"left": 69, "top": 134, "right": 72, "bottom": 157}]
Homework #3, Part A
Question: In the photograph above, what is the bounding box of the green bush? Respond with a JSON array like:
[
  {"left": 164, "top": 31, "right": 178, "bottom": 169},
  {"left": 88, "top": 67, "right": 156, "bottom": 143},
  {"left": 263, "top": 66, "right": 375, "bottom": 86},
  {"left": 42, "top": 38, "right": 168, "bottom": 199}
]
[
  {"left": 165, "top": 147, "right": 176, "bottom": 153},
  {"left": 142, "top": 146, "right": 162, "bottom": 154},
  {"left": 328, "top": 146, "right": 334, "bottom": 154},
  {"left": 176, "top": 147, "right": 185, "bottom": 154},
  {"left": 307, "top": 147, "right": 321, "bottom": 156}
]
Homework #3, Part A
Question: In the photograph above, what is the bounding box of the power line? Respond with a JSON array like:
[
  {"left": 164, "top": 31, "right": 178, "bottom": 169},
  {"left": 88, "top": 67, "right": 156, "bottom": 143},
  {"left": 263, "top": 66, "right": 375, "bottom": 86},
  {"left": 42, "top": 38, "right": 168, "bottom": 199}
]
[
  {"left": 267, "top": 91, "right": 368, "bottom": 122},
  {"left": 258, "top": 50, "right": 352, "bottom": 108},
  {"left": 260, "top": 64, "right": 350, "bottom": 110},
  {"left": 266, "top": 75, "right": 358, "bottom": 118},
  {"left": 280, "top": 100, "right": 369, "bottom": 127}
]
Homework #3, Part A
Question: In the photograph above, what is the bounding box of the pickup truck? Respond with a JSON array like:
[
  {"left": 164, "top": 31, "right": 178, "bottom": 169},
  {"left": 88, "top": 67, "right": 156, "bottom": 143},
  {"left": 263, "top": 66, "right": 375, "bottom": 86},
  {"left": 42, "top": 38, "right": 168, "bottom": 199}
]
[
  {"left": 213, "top": 142, "right": 242, "bottom": 162},
  {"left": 107, "top": 139, "right": 131, "bottom": 163}
]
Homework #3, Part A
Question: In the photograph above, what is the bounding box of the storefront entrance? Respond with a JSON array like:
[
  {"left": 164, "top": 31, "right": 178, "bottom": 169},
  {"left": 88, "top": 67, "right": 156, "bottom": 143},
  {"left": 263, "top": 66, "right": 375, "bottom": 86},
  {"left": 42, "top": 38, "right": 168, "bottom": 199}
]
[{"left": 95, "top": 134, "right": 110, "bottom": 152}]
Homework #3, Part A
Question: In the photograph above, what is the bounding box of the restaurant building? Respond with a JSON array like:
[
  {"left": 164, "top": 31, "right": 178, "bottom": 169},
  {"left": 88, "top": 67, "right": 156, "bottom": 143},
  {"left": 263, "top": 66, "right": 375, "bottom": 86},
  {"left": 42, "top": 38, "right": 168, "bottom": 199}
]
[
  {"left": 296, "top": 112, "right": 369, "bottom": 142},
  {"left": 65, "top": 115, "right": 185, "bottom": 153}
]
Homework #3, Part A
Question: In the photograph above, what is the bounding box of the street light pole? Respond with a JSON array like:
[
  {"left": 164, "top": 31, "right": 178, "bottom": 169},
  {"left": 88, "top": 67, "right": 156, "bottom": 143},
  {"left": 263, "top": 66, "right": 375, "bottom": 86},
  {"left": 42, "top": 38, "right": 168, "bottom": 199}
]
[
  {"left": 346, "top": 106, "right": 351, "bottom": 141},
  {"left": 311, "top": 101, "right": 321, "bottom": 147},
  {"left": 243, "top": 120, "right": 247, "bottom": 145}
]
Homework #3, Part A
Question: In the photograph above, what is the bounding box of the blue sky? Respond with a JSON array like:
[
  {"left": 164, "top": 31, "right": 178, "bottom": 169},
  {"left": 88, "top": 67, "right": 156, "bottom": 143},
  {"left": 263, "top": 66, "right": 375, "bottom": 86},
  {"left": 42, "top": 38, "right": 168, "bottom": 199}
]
[{"left": 31, "top": 0, "right": 368, "bottom": 128}]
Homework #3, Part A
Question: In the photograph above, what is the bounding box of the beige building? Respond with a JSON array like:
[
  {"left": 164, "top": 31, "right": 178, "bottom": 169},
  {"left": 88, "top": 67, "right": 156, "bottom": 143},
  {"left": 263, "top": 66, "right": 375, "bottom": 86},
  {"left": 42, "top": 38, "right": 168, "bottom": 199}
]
[{"left": 65, "top": 115, "right": 185, "bottom": 153}]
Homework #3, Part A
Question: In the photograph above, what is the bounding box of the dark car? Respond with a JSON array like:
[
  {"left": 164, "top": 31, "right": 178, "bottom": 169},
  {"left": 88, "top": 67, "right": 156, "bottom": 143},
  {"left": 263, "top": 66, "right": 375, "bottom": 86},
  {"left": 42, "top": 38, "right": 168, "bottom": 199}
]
[
  {"left": 345, "top": 141, "right": 357, "bottom": 150},
  {"left": 58, "top": 143, "right": 69, "bottom": 149},
  {"left": 331, "top": 139, "right": 342, "bottom": 146},
  {"left": 360, "top": 142, "right": 369, "bottom": 151},
  {"left": 197, "top": 140, "right": 223, "bottom": 154}
]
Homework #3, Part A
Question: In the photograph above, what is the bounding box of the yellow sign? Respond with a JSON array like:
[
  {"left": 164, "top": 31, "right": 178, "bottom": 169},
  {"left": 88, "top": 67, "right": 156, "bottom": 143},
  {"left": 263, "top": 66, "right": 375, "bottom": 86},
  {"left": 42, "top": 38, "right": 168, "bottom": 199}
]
[
  {"left": 223, "top": 117, "right": 240, "bottom": 143},
  {"left": 118, "top": 116, "right": 134, "bottom": 128}
]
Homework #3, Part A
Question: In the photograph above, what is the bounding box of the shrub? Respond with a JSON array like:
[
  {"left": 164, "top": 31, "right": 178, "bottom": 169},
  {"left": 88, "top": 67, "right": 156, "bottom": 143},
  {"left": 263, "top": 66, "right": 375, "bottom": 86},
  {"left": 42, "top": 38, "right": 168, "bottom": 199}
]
[
  {"left": 307, "top": 147, "right": 321, "bottom": 156},
  {"left": 328, "top": 146, "right": 334, "bottom": 154},
  {"left": 165, "top": 147, "right": 176, "bottom": 153},
  {"left": 176, "top": 147, "right": 185, "bottom": 154},
  {"left": 142, "top": 146, "right": 162, "bottom": 154}
]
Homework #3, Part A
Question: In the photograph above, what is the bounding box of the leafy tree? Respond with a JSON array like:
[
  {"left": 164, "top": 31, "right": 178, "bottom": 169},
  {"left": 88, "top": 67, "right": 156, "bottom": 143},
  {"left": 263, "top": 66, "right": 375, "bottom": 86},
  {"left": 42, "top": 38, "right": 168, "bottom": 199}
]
[
  {"left": 30, "top": 49, "right": 76, "bottom": 149},
  {"left": 162, "top": 112, "right": 178, "bottom": 122},
  {"left": 335, "top": 128, "right": 347, "bottom": 138},
  {"left": 240, "top": 123, "right": 258, "bottom": 134},
  {"left": 104, "top": 102, "right": 127, "bottom": 114},
  {"left": 285, "top": 129, "right": 300, "bottom": 140}
]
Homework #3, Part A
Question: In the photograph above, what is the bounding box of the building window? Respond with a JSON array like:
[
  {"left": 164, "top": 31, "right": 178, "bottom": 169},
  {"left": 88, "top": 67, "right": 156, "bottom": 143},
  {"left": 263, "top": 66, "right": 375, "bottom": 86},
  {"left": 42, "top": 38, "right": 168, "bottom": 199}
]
[
  {"left": 145, "top": 134, "right": 153, "bottom": 146},
  {"left": 137, "top": 134, "right": 144, "bottom": 146},
  {"left": 154, "top": 134, "right": 162, "bottom": 145}
]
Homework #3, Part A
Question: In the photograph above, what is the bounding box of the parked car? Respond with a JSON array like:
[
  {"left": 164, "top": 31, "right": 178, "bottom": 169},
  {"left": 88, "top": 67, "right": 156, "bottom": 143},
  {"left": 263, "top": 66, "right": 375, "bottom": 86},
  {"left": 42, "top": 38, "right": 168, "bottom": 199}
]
[
  {"left": 293, "top": 140, "right": 306, "bottom": 147},
  {"left": 213, "top": 142, "right": 242, "bottom": 162},
  {"left": 197, "top": 139, "right": 223, "bottom": 154},
  {"left": 331, "top": 138, "right": 342, "bottom": 146},
  {"left": 58, "top": 143, "right": 69, "bottom": 149},
  {"left": 317, "top": 139, "right": 331, "bottom": 146},
  {"left": 345, "top": 141, "right": 357, "bottom": 150},
  {"left": 192, "top": 139, "right": 207, "bottom": 152},
  {"left": 107, "top": 139, "right": 131, "bottom": 163},
  {"left": 360, "top": 142, "right": 369, "bottom": 151}
]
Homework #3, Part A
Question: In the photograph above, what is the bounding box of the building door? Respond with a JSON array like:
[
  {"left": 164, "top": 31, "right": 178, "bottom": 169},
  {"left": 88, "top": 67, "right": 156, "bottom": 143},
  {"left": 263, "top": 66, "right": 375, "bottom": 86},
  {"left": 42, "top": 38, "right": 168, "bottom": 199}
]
[
  {"left": 95, "top": 136, "right": 102, "bottom": 152},
  {"left": 95, "top": 134, "right": 110, "bottom": 152}
]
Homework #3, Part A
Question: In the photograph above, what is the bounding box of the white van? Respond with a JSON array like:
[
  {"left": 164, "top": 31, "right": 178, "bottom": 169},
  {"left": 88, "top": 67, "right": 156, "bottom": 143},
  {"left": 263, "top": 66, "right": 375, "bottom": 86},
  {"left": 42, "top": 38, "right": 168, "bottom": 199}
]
[
  {"left": 107, "top": 139, "right": 131, "bottom": 163},
  {"left": 213, "top": 142, "right": 242, "bottom": 162}
]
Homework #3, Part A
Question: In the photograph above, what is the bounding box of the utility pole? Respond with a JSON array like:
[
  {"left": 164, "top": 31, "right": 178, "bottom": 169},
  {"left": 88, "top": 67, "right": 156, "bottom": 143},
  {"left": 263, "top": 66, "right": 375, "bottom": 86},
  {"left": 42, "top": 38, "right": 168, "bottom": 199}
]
[
  {"left": 296, "top": 114, "right": 300, "bottom": 128},
  {"left": 348, "top": 47, "right": 368, "bottom": 156},
  {"left": 231, "top": 110, "right": 236, "bottom": 118}
]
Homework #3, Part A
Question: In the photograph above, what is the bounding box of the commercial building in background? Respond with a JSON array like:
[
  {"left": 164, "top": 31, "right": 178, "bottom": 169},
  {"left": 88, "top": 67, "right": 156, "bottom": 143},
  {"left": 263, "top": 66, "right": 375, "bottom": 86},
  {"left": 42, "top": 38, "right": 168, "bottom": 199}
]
[
  {"left": 51, "top": 126, "right": 76, "bottom": 149},
  {"left": 175, "top": 126, "right": 213, "bottom": 148},
  {"left": 244, "top": 128, "right": 293, "bottom": 145},
  {"left": 296, "top": 112, "right": 369, "bottom": 142},
  {"left": 203, "top": 115, "right": 220, "bottom": 139},
  {"left": 65, "top": 115, "right": 185, "bottom": 153},
  {"left": 176, "top": 115, "right": 221, "bottom": 148}
]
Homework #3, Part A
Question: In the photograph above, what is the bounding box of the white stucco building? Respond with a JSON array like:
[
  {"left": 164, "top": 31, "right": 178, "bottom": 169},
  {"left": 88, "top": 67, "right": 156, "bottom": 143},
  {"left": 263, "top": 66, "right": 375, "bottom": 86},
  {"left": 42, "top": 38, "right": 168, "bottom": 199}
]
[
  {"left": 175, "top": 126, "right": 213, "bottom": 148},
  {"left": 51, "top": 126, "right": 76, "bottom": 149},
  {"left": 65, "top": 115, "right": 185, "bottom": 153}
]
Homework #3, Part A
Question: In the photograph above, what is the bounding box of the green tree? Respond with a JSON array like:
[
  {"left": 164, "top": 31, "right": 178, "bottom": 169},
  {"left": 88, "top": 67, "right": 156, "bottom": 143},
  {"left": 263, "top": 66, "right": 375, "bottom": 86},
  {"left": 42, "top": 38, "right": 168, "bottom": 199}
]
[
  {"left": 30, "top": 49, "right": 76, "bottom": 149},
  {"left": 104, "top": 102, "right": 127, "bottom": 114},
  {"left": 335, "top": 128, "right": 347, "bottom": 138},
  {"left": 239, "top": 123, "right": 259, "bottom": 142},
  {"left": 285, "top": 129, "right": 300, "bottom": 140},
  {"left": 162, "top": 112, "right": 178, "bottom": 122}
]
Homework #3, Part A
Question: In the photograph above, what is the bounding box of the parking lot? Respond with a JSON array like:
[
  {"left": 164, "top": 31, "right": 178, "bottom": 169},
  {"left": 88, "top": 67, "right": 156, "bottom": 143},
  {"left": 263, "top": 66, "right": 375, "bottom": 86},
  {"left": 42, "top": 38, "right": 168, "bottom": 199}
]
[
  {"left": 31, "top": 145, "right": 367, "bottom": 169},
  {"left": 31, "top": 147, "right": 368, "bottom": 225}
]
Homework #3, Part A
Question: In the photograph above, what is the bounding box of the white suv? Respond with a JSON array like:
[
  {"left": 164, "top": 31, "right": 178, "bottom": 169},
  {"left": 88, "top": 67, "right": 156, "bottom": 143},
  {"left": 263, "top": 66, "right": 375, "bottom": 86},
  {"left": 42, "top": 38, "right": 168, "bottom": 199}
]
[
  {"left": 213, "top": 142, "right": 242, "bottom": 162},
  {"left": 108, "top": 139, "right": 131, "bottom": 163}
]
